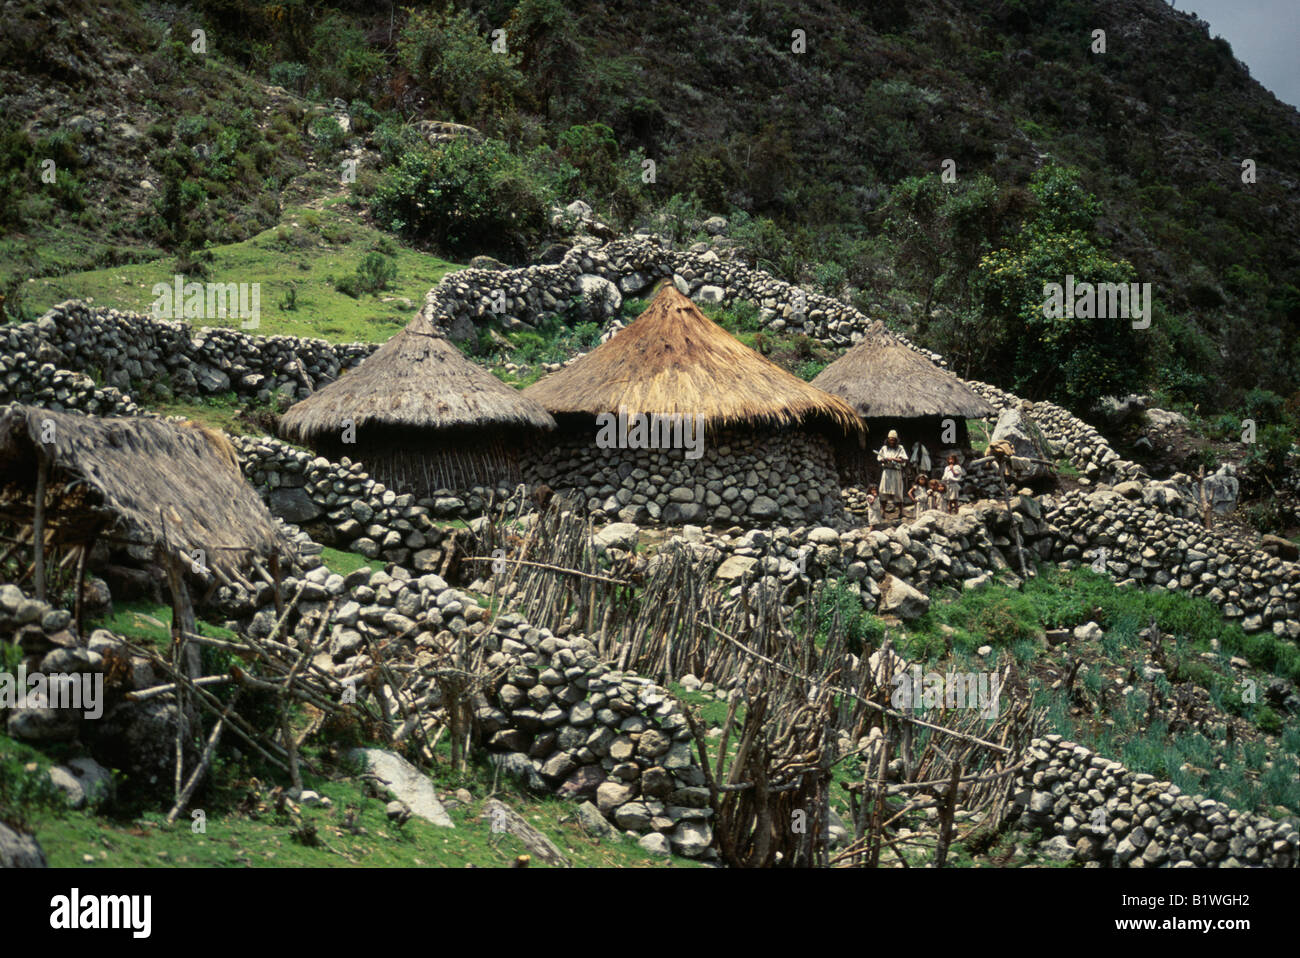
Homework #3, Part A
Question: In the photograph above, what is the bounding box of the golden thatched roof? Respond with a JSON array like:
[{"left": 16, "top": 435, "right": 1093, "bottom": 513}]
[
  {"left": 279, "top": 312, "right": 556, "bottom": 442},
  {"left": 523, "top": 285, "right": 861, "bottom": 433},
  {"left": 811, "top": 322, "right": 995, "bottom": 420},
  {"left": 0, "top": 405, "right": 288, "bottom": 575}
]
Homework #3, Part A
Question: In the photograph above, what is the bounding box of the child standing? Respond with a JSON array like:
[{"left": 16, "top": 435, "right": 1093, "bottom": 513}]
[
  {"left": 907, "top": 478, "right": 929, "bottom": 516},
  {"left": 929, "top": 480, "right": 946, "bottom": 512},
  {"left": 865, "top": 485, "right": 882, "bottom": 527},
  {"left": 942, "top": 455, "right": 964, "bottom": 514}
]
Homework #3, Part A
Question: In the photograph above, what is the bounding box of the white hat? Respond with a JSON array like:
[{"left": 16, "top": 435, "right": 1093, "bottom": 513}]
[{"left": 887, "top": 430, "right": 899, "bottom": 440}]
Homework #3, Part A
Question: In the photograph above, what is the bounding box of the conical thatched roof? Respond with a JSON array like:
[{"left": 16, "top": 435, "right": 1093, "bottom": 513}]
[
  {"left": 523, "top": 286, "right": 861, "bottom": 433},
  {"left": 811, "top": 322, "right": 995, "bottom": 420},
  {"left": 279, "top": 312, "right": 555, "bottom": 443},
  {"left": 0, "top": 405, "right": 288, "bottom": 576}
]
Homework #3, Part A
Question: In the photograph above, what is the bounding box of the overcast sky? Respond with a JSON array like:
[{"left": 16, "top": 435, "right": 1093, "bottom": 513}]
[{"left": 1182, "top": 0, "right": 1300, "bottom": 108}]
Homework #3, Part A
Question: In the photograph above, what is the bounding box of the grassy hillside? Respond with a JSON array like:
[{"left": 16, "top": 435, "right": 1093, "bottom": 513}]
[
  {"left": 24, "top": 202, "right": 460, "bottom": 342},
  {"left": 4, "top": 0, "right": 1299, "bottom": 416}
]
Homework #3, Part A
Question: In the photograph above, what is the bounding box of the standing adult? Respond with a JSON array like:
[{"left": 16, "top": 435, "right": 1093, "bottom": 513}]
[{"left": 877, "top": 429, "right": 908, "bottom": 518}]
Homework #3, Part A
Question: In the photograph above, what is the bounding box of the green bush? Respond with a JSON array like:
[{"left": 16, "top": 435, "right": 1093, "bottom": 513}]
[
  {"left": 310, "top": 115, "right": 346, "bottom": 154},
  {"left": 396, "top": 8, "right": 526, "bottom": 128},
  {"left": 269, "top": 61, "right": 308, "bottom": 95},
  {"left": 354, "top": 252, "right": 397, "bottom": 294},
  {"left": 371, "top": 138, "right": 554, "bottom": 260}
]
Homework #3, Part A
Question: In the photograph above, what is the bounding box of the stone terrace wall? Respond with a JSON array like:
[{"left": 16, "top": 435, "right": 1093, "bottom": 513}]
[
  {"left": 231, "top": 435, "right": 519, "bottom": 570},
  {"left": 421, "top": 237, "right": 883, "bottom": 347},
  {"left": 1012, "top": 735, "right": 1298, "bottom": 867},
  {"left": 8, "top": 300, "right": 376, "bottom": 404},
  {"left": 674, "top": 484, "right": 1300, "bottom": 638},
  {"left": 526, "top": 428, "right": 843, "bottom": 526}
]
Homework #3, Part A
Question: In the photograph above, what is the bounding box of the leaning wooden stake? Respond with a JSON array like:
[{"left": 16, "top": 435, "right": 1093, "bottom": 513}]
[{"left": 32, "top": 449, "right": 49, "bottom": 601}]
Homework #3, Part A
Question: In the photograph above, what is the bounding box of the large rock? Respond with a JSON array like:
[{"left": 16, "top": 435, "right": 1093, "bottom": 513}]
[
  {"left": 48, "top": 757, "right": 114, "bottom": 810},
  {"left": 267, "top": 486, "right": 323, "bottom": 523},
  {"left": 85, "top": 700, "right": 190, "bottom": 789},
  {"left": 0, "top": 823, "right": 46, "bottom": 868},
  {"left": 714, "top": 555, "right": 758, "bottom": 580},
  {"left": 193, "top": 364, "right": 231, "bottom": 393},
  {"left": 878, "top": 576, "right": 930, "bottom": 620},
  {"left": 989, "top": 406, "right": 1051, "bottom": 479},
  {"left": 1201, "top": 465, "right": 1239, "bottom": 515},
  {"left": 576, "top": 274, "right": 622, "bottom": 319},
  {"left": 346, "top": 748, "right": 454, "bottom": 828},
  {"left": 593, "top": 522, "right": 640, "bottom": 553}
]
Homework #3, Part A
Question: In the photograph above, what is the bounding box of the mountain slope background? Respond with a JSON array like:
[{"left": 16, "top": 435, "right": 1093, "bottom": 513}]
[{"left": 2, "top": 0, "right": 1299, "bottom": 416}]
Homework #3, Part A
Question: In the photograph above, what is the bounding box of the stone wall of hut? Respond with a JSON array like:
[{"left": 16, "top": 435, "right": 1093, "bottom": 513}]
[{"left": 524, "top": 426, "right": 843, "bottom": 526}]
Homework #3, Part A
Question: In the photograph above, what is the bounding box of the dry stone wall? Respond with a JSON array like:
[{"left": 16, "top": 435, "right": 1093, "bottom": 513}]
[
  {"left": 526, "top": 428, "right": 843, "bottom": 527},
  {"left": 1012, "top": 735, "right": 1298, "bottom": 867},
  {"left": 232, "top": 435, "right": 496, "bottom": 570},
  {"left": 6, "top": 300, "right": 375, "bottom": 404},
  {"left": 671, "top": 485, "right": 1300, "bottom": 638}
]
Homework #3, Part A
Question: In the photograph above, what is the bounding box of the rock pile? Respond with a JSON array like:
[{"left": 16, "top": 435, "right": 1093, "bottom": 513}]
[
  {"left": 481, "top": 611, "right": 713, "bottom": 858},
  {"left": 1013, "top": 735, "right": 1298, "bottom": 867}
]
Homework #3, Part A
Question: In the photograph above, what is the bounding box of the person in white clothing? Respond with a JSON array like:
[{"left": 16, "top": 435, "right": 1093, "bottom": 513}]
[
  {"left": 877, "top": 429, "right": 908, "bottom": 517},
  {"left": 865, "top": 485, "right": 882, "bottom": 528},
  {"left": 942, "top": 454, "right": 964, "bottom": 514}
]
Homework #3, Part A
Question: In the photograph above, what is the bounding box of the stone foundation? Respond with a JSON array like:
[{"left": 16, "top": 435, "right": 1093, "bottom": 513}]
[{"left": 525, "top": 427, "right": 843, "bottom": 526}]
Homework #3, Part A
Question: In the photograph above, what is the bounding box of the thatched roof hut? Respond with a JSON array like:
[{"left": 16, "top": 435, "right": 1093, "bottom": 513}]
[
  {"left": 811, "top": 322, "right": 995, "bottom": 482},
  {"left": 0, "top": 406, "right": 290, "bottom": 623},
  {"left": 278, "top": 313, "right": 556, "bottom": 495},
  {"left": 522, "top": 286, "right": 861, "bottom": 526},
  {"left": 524, "top": 285, "right": 861, "bottom": 433},
  {"left": 812, "top": 322, "right": 994, "bottom": 421}
]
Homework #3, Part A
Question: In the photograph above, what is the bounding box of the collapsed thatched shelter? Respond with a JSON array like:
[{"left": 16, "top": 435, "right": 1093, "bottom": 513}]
[
  {"left": 278, "top": 313, "right": 556, "bottom": 497},
  {"left": 0, "top": 405, "right": 290, "bottom": 634},
  {"left": 523, "top": 285, "right": 862, "bottom": 525},
  {"left": 811, "top": 322, "right": 994, "bottom": 484}
]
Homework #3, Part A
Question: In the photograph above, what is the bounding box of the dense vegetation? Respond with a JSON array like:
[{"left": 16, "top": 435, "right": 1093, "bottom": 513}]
[{"left": 2, "top": 0, "right": 1298, "bottom": 421}]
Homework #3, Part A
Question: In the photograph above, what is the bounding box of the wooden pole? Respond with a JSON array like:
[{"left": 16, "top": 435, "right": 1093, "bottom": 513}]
[
  {"left": 32, "top": 449, "right": 49, "bottom": 601},
  {"left": 73, "top": 539, "right": 92, "bottom": 638},
  {"left": 269, "top": 552, "right": 285, "bottom": 618}
]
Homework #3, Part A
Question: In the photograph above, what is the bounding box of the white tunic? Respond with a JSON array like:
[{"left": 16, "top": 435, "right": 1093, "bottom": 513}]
[
  {"left": 877, "top": 444, "right": 908, "bottom": 498},
  {"left": 943, "top": 464, "right": 964, "bottom": 502}
]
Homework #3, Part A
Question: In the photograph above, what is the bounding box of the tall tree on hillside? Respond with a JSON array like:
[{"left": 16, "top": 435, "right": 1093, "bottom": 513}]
[{"left": 976, "top": 165, "right": 1148, "bottom": 410}]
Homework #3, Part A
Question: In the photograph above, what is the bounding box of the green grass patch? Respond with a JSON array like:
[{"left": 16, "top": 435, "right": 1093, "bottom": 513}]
[
  {"left": 319, "top": 547, "right": 383, "bottom": 577},
  {"left": 19, "top": 206, "right": 461, "bottom": 343},
  {"left": 89, "top": 601, "right": 234, "bottom": 649}
]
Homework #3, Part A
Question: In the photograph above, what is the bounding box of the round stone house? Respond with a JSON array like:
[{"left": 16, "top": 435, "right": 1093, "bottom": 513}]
[{"left": 522, "top": 286, "right": 861, "bottom": 525}]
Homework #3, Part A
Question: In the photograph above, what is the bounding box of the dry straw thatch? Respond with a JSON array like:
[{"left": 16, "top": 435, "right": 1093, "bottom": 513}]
[
  {"left": 278, "top": 311, "right": 555, "bottom": 442},
  {"left": 812, "top": 321, "right": 995, "bottom": 420},
  {"left": 0, "top": 405, "right": 288, "bottom": 575},
  {"left": 524, "top": 285, "right": 861, "bottom": 433}
]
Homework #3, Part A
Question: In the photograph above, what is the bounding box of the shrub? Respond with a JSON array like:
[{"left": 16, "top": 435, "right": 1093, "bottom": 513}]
[
  {"left": 396, "top": 8, "right": 526, "bottom": 127},
  {"left": 371, "top": 138, "right": 554, "bottom": 260},
  {"left": 310, "top": 115, "right": 346, "bottom": 154},
  {"left": 354, "top": 252, "right": 397, "bottom": 294},
  {"left": 269, "top": 61, "right": 308, "bottom": 94}
]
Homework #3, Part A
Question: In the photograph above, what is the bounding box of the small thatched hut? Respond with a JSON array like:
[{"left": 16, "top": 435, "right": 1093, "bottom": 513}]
[
  {"left": 523, "top": 285, "right": 861, "bottom": 525},
  {"left": 0, "top": 405, "right": 290, "bottom": 634},
  {"left": 811, "top": 321, "right": 995, "bottom": 484},
  {"left": 278, "top": 313, "right": 556, "bottom": 497}
]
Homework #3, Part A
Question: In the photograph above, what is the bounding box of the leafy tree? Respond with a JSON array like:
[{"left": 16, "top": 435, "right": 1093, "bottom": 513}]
[
  {"left": 975, "top": 166, "right": 1148, "bottom": 409},
  {"left": 396, "top": 9, "right": 525, "bottom": 129}
]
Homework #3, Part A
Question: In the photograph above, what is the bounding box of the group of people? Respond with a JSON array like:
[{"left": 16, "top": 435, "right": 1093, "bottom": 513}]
[{"left": 863, "top": 429, "right": 964, "bottom": 526}]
